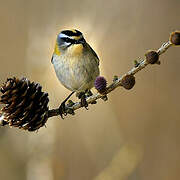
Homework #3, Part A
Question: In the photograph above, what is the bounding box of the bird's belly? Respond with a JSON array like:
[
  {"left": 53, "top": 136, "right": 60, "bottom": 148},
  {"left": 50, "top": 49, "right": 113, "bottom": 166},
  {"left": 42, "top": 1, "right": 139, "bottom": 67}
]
[{"left": 53, "top": 56, "right": 99, "bottom": 92}]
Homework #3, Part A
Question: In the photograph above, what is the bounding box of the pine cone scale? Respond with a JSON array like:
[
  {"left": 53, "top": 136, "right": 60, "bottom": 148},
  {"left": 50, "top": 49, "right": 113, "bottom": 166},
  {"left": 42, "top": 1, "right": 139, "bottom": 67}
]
[{"left": 0, "top": 77, "right": 49, "bottom": 131}]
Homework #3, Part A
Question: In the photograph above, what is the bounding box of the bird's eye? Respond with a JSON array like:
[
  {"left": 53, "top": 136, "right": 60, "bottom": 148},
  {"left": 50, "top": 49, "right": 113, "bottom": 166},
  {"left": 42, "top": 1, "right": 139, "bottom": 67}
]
[
  {"left": 61, "top": 37, "right": 77, "bottom": 45},
  {"left": 62, "top": 37, "right": 71, "bottom": 42}
]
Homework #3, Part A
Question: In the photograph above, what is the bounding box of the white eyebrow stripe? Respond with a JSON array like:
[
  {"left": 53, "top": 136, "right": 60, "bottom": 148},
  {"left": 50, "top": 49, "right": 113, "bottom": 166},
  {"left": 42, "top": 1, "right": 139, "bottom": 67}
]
[
  {"left": 59, "top": 33, "right": 69, "bottom": 38},
  {"left": 59, "top": 33, "right": 83, "bottom": 40}
]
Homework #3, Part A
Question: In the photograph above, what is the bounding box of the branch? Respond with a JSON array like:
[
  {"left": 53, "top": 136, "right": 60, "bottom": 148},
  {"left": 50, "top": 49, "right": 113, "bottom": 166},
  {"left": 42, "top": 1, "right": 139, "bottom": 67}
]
[
  {"left": 48, "top": 33, "right": 177, "bottom": 118},
  {"left": 0, "top": 31, "right": 179, "bottom": 132}
]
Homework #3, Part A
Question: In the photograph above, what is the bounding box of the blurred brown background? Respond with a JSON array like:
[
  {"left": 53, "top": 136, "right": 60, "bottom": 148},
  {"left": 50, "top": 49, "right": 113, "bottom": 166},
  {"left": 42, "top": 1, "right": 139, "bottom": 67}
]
[{"left": 0, "top": 0, "right": 180, "bottom": 179}]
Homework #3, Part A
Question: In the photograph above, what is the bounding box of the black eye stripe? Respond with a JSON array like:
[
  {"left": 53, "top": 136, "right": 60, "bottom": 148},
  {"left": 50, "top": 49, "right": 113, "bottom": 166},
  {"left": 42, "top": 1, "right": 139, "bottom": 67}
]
[
  {"left": 61, "top": 37, "right": 75, "bottom": 44},
  {"left": 61, "top": 30, "right": 82, "bottom": 37}
]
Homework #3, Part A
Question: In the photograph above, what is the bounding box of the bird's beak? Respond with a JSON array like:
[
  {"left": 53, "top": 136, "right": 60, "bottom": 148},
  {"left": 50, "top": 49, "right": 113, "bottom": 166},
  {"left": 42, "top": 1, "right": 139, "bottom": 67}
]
[{"left": 76, "top": 38, "right": 86, "bottom": 44}]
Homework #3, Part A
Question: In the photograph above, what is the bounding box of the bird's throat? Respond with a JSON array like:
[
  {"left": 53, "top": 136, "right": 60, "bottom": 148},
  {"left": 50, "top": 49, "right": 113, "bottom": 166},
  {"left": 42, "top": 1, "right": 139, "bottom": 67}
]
[{"left": 69, "top": 44, "right": 83, "bottom": 56}]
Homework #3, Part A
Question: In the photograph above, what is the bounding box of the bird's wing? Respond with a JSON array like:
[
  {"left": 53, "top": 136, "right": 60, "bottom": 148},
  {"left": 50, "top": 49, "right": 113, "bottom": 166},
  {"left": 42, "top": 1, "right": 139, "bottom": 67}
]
[{"left": 87, "top": 43, "right": 100, "bottom": 66}]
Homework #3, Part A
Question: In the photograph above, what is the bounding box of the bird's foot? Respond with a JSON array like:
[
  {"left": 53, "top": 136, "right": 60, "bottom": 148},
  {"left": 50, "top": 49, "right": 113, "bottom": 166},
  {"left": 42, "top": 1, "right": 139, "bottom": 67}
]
[
  {"left": 86, "top": 90, "right": 93, "bottom": 97},
  {"left": 86, "top": 90, "right": 97, "bottom": 104},
  {"left": 66, "top": 100, "right": 75, "bottom": 115},
  {"left": 78, "top": 92, "right": 88, "bottom": 109},
  {"left": 58, "top": 101, "right": 75, "bottom": 118},
  {"left": 58, "top": 102, "right": 67, "bottom": 119},
  {"left": 58, "top": 91, "right": 75, "bottom": 119}
]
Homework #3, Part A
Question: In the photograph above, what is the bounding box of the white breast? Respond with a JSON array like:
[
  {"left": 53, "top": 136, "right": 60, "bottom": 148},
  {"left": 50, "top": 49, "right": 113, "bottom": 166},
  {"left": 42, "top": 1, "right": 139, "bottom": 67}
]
[{"left": 52, "top": 54, "right": 99, "bottom": 92}]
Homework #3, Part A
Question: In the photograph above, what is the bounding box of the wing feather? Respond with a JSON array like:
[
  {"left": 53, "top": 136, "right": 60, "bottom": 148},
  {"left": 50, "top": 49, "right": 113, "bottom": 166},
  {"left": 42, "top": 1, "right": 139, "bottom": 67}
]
[{"left": 87, "top": 43, "right": 100, "bottom": 65}]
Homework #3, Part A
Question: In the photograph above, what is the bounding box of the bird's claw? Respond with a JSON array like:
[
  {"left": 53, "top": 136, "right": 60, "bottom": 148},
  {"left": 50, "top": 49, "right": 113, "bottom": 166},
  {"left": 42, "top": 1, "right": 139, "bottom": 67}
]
[
  {"left": 59, "top": 101, "right": 75, "bottom": 119},
  {"left": 58, "top": 102, "right": 67, "bottom": 119},
  {"left": 86, "top": 90, "right": 97, "bottom": 104},
  {"left": 80, "top": 93, "right": 89, "bottom": 109}
]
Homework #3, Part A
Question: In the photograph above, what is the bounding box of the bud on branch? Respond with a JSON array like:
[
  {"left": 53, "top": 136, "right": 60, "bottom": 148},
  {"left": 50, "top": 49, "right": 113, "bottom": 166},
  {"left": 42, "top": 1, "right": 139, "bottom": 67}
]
[{"left": 0, "top": 31, "right": 179, "bottom": 131}]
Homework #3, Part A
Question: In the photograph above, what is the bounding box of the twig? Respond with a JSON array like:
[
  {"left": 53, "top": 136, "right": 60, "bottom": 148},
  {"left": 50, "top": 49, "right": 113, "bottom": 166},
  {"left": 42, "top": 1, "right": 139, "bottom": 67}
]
[
  {"left": 48, "top": 40, "right": 174, "bottom": 118},
  {"left": 0, "top": 31, "right": 179, "bottom": 132}
]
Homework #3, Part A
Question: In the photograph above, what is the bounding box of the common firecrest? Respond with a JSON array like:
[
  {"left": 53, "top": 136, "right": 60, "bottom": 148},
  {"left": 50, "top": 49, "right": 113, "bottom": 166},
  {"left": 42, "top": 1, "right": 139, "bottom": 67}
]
[{"left": 51, "top": 29, "right": 100, "bottom": 117}]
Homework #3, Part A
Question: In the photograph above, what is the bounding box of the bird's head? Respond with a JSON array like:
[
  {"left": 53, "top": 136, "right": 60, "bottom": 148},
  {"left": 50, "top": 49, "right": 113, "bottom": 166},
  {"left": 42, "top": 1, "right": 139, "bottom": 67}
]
[{"left": 54, "top": 29, "right": 86, "bottom": 56}]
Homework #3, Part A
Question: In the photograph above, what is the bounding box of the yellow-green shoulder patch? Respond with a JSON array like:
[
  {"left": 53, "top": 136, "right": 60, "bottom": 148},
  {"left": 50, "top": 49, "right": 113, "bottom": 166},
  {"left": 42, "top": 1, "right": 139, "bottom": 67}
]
[{"left": 54, "top": 41, "right": 61, "bottom": 55}]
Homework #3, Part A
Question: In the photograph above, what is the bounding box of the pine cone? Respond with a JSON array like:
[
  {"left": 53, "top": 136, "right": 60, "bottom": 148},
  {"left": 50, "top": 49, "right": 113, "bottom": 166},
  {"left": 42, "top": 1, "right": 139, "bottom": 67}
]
[{"left": 0, "top": 77, "right": 49, "bottom": 131}]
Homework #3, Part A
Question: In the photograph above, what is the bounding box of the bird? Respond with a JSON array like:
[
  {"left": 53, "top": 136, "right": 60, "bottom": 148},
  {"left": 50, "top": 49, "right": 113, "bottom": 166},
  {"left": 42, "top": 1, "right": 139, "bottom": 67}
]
[{"left": 51, "top": 29, "right": 100, "bottom": 118}]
